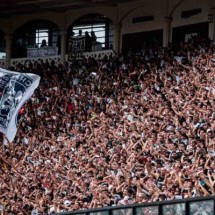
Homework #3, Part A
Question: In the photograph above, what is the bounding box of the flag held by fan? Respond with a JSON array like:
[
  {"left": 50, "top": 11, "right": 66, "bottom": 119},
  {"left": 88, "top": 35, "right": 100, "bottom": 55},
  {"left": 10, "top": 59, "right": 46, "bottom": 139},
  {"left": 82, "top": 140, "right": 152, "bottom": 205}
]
[{"left": 0, "top": 68, "right": 40, "bottom": 142}]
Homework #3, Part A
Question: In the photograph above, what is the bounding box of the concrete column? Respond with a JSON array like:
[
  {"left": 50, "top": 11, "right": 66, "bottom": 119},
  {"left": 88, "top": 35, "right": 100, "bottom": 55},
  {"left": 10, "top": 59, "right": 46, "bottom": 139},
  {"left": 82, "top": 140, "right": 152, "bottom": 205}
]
[
  {"left": 208, "top": 8, "right": 215, "bottom": 40},
  {"left": 5, "top": 35, "right": 12, "bottom": 68},
  {"left": 163, "top": 16, "right": 172, "bottom": 47},
  {"left": 113, "top": 23, "right": 121, "bottom": 54},
  {"left": 60, "top": 30, "right": 67, "bottom": 64}
]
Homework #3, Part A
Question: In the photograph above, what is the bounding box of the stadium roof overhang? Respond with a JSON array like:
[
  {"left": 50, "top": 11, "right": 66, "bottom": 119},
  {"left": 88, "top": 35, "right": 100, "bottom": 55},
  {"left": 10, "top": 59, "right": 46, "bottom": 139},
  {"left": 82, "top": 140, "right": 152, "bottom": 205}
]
[{"left": 0, "top": 0, "right": 134, "bottom": 17}]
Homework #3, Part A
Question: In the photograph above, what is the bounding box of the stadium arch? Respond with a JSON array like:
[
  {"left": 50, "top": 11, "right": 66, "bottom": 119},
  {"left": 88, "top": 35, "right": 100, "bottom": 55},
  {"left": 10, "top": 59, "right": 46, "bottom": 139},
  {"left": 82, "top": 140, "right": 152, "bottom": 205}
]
[
  {"left": 11, "top": 19, "right": 60, "bottom": 58},
  {"left": 66, "top": 13, "right": 114, "bottom": 53},
  {"left": 171, "top": 0, "right": 212, "bottom": 43}
]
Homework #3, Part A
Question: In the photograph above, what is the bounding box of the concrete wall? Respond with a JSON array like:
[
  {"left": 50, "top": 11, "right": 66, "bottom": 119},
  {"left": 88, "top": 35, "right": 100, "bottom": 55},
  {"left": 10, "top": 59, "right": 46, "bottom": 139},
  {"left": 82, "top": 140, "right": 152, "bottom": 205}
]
[
  {"left": 172, "top": 0, "right": 210, "bottom": 27},
  {"left": 119, "top": 0, "right": 166, "bottom": 35},
  {"left": 119, "top": 0, "right": 211, "bottom": 34}
]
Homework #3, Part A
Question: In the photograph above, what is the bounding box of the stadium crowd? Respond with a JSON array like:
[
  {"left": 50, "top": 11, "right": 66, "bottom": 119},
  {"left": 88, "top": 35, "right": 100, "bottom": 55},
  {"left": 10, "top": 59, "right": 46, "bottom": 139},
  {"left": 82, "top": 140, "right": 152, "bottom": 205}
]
[{"left": 0, "top": 36, "right": 214, "bottom": 214}]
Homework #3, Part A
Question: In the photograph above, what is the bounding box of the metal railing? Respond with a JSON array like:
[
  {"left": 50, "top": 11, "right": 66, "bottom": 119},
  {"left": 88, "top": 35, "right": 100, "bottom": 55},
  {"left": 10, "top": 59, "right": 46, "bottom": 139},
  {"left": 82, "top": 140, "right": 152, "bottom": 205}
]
[
  {"left": 0, "top": 49, "right": 115, "bottom": 68},
  {"left": 52, "top": 196, "right": 215, "bottom": 215}
]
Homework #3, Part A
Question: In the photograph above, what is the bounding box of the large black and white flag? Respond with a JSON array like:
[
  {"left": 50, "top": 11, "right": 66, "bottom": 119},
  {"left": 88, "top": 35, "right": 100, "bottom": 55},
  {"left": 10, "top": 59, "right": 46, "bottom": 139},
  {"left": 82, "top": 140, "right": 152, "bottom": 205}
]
[{"left": 0, "top": 68, "right": 40, "bottom": 142}]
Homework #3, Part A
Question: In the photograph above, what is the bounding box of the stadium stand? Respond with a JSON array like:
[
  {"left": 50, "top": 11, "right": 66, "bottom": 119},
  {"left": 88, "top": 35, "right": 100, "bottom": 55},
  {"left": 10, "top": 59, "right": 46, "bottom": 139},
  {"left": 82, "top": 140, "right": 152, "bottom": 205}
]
[
  {"left": 0, "top": 0, "right": 214, "bottom": 214},
  {"left": 0, "top": 36, "right": 214, "bottom": 214}
]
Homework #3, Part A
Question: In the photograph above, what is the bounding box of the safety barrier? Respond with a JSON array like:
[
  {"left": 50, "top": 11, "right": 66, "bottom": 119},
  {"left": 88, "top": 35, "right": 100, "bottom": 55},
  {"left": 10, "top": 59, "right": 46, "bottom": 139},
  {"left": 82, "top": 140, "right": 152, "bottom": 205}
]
[
  {"left": 52, "top": 196, "right": 215, "bottom": 215},
  {"left": 0, "top": 50, "right": 115, "bottom": 69}
]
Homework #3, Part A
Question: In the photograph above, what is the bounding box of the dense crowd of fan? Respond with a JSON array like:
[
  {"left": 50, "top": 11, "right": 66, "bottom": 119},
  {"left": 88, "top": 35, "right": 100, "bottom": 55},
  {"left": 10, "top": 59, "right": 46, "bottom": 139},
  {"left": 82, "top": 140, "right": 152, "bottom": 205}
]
[{"left": 0, "top": 37, "right": 214, "bottom": 214}]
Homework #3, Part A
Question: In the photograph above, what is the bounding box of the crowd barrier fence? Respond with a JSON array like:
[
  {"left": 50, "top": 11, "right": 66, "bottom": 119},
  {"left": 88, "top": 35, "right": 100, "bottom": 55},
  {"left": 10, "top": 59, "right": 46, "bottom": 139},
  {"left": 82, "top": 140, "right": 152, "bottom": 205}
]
[{"left": 52, "top": 196, "right": 215, "bottom": 215}]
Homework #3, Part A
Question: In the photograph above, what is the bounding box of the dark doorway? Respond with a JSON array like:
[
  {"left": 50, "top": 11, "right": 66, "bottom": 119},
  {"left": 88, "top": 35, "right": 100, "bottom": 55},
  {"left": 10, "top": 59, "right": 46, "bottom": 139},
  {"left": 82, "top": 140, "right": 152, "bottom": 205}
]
[
  {"left": 122, "top": 29, "right": 163, "bottom": 53},
  {"left": 172, "top": 22, "right": 209, "bottom": 43}
]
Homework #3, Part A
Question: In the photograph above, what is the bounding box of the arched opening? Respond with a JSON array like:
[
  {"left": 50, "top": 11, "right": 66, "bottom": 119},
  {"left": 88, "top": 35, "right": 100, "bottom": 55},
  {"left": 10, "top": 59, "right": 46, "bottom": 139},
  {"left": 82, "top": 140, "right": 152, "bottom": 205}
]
[
  {"left": 171, "top": 0, "right": 210, "bottom": 43},
  {"left": 0, "top": 29, "right": 6, "bottom": 59},
  {"left": 120, "top": 6, "right": 163, "bottom": 53},
  {"left": 67, "top": 13, "right": 113, "bottom": 56},
  {"left": 12, "top": 19, "right": 60, "bottom": 58}
]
